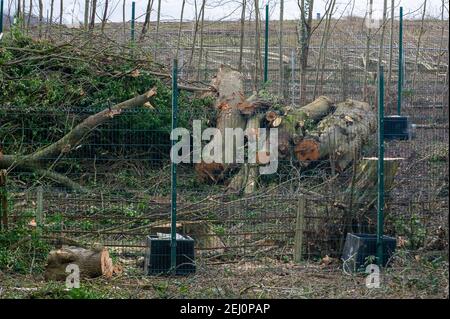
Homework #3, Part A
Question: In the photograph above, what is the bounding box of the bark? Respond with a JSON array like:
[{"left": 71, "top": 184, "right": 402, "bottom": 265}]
[
  {"left": 140, "top": 0, "right": 153, "bottom": 40},
  {"left": 412, "top": 0, "right": 427, "bottom": 94},
  {"left": 342, "top": 157, "right": 401, "bottom": 240},
  {"left": 155, "top": 0, "right": 161, "bottom": 42},
  {"left": 175, "top": 0, "right": 186, "bottom": 58},
  {"left": 101, "top": 0, "right": 109, "bottom": 33},
  {"left": 49, "top": 0, "right": 54, "bottom": 27},
  {"left": 278, "top": 0, "right": 284, "bottom": 96},
  {"left": 84, "top": 0, "right": 89, "bottom": 29},
  {"left": 27, "top": 0, "right": 33, "bottom": 30},
  {"left": 227, "top": 113, "right": 266, "bottom": 193},
  {"left": 236, "top": 92, "right": 274, "bottom": 116},
  {"left": 295, "top": 99, "right": 376, "bottom": 171},
  {"left": 298, "top": 0, "right": 314, "bottom": 105},
  {"left": 387, "top": 0, "right": 394, "bottom": 98},
  {"left": 59, "top": 0, "right": 63, "bottom": 25},
  {"left": 122, "top": 0, "right": 126, "bottom": 39},
  {"left": 253, "top": 0, "right": 261, "bottom": 89},
  {"left": 44, "top": 246, "right": 114, "bottom": 281},
  {"left": 196, "top": 0, "right": 206, "bottom": 81},
  {"left": 89, "top": 0, "right": 97, "bottom": 30},
  {"left": 38, "top": 0, "right": 43, "bottom": 38},
  {"left": 195, "top": 67, "right": 247, "bottom": 182},
  {"left": 238, "top": 0, "right": 246, "bottom": 72},
  {"left": 278, "top": 95, "right": 333, "bottom": 158}
]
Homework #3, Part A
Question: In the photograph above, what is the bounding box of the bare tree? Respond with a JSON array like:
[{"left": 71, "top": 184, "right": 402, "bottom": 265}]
[
  {"left": 59, "top": 0, "right": 63, "bottom": 25},
  {"left": 298, "top": 0, "right": 314, "bottom": 105},
  {"left": 27, "top": 0, "right": 33, "bottom": 30},
  {"left": 84, "top": 0, "right": 89, "bottom": 29},
  {"left": 253, "top": 0, "right": 261, "bottom": 90},
  {"left": 48, "top": 0, "right": 54, "bottom": 36},
  {"left": 17, "top": 0, "right": 21, "bottom": 20},
  {"left": 101, "top": 0, "right": 109, "bottom": 33},
  {"left": 38, "top": 0, "right": 43, "bottom": 38},
  {"left": 387, "top": 0, "right": 394, "bottom": 92},
  {"left": 176, "top": 0, "right": 186, "bottom": 58},
  {"left": 278, "top": 0, "right": 284, "bottom": 96},
  {"left": 238, "top": 0, "right": 246, "bottom": 72},
  {"left": 412, "top": 0, "right": 427, "bottom": 93},
  {"left": 312, "top": 0, "right": 335, "bottom": 99},
  {"left": 363, "top": 0, "right": 372, "bottom": 102},
  {"left": 155, "top": 0, "right": 161, "bottom": 42},
  {"left": 89, "top": 0, "right": 97, "bottom": 30},
  {"left": 188, "top": 0, "right": 202, "bottom": 70},
  {"left": 196, "top": 0, "right": 206, "bottom": 81},
  {"left": 141, "top": 0, "right": 154, "bottom": 40},
  {"left": 377, "top": 0, "right": 388, "bottom": 72},
  {"left": 122, "top": 0, "right": 126, "bottom": 39}
]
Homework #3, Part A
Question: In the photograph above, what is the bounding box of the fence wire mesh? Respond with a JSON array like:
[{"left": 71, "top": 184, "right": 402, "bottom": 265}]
[{"left": 0, "top": 2, "right": 448, "bottom": 299}]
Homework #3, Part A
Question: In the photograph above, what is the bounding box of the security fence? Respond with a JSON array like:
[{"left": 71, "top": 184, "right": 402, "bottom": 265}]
[{"left": 0, "top": 3, "right": 448, "bottom": 282}]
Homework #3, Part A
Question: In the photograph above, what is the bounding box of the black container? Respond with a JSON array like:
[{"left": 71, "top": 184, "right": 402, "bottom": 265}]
[
  {"left": 342, "top": 233, "right": 396, "bottom": 272},
  {"left": 383, "top": 115, "right": 411, "bottom": 140},
  {"left": 144, "top": 234, "right": 196, "bottom": 275}
]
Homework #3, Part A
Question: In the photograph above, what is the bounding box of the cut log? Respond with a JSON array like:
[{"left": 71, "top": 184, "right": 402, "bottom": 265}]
[
  {"left": 227, "top": 113, "right": 266, "bottom": 193},
  {"left": 351, "top": 157, "right": 402, "bottom": 206},
  {"left": 340, "top": 157, "right": 402, "bottom": 237},
  {"left": 278, "top": 96, "right": 333, "bottom": 158},
  {"left": 195, "top": 66, "right": 247, "bottom": 182},
  {"left": 44, "top": 246, "right": 114, "bottom": 281},
  {"left": 294, "top": 99, "right": 376, "bottom": 170},
  {"left": 237, "top": 92, "right": 276, "bottom": 116}
]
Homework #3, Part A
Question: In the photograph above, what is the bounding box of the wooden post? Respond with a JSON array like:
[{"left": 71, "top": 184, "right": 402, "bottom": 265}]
[
  {"left": 36, "top": 185, "right": 44, "bottom": 226},
  {"left": 0, "top": 169, "right": 8, "bottom": 230},
  {"left": 294, "top": 196, "right": 305, "bottom": 263}
]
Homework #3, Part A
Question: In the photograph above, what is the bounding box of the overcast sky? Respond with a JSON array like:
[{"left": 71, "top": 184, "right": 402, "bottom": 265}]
[{"left": 6, "top": 0, "right": 449, "bottom": 25}]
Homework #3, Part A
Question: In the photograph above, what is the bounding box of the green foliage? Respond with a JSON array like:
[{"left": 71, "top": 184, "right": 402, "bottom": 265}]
[
  {"left": 0, "top": 30, "right": 215, "bottom": 161},
  {"left": 393, "top": 214, "right": 427, "bottom": 250},
  {"left": 0, "top": 221, "right": 51, "bottom": 273}
]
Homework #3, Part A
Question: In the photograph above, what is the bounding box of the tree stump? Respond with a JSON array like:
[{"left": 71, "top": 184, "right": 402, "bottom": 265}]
[{"left": 44, "top": 246, "right": 114, "bottom": 281}]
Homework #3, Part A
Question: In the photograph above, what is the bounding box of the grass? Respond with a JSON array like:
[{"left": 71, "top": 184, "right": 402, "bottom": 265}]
[{"left": 0, "top": 250, "right": 447, "bottom": 299}]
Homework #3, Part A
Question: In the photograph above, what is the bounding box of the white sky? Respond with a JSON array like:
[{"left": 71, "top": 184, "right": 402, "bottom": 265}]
[{"left": 6, "top": 0, "right": 449, "bottom": 25}]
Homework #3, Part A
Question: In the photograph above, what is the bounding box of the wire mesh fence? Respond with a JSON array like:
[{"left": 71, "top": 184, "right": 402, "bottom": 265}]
[{"left": 0, "top": 2, "right": 448, "bottom": 297}]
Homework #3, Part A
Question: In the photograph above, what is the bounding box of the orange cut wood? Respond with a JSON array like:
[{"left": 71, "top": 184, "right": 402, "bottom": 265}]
[{"left": 294, "top": 139, "right": 320, "bottom": 161}]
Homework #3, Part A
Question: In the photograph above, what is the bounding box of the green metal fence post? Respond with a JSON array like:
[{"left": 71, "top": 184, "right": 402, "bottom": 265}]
[
  {"left": 170, "top": 58, "right": 178, "bottom": 273},
  {"left": 397, "top": 6, "right": 403, "bottom": 115},
  {"left": 264, "top": 4, "right": 269, "bottom": 84},
  {"left": 0, "top": 0, "right": 4, "bottom": 36},
  {"left": 131, "top": 1, "right": 136, "bottom": 43},
  {"left": 377, "top": 65, "right": 385, "bottom": 267}
]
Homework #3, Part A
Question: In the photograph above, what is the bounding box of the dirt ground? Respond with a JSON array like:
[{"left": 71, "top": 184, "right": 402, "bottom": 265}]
[{"left": 1, "top": 251, "right": 448, "bottom": 299}]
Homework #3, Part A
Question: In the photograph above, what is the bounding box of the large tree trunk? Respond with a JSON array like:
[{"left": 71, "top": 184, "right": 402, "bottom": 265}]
[
  {"left": 227, "top": 113, "right": 266, "bottom": 193},
  {"left": 228, "top": 96, "right": 332, "bottom": 193},
  {"left": 278, "top": 96, "right": 333, "bottom": 158},
  {"left": 295, "top": 99, "right": 376, "bottom": 170},
  {"left": 195, "top": 67, "right": 247, "bottom": 182},
  {"left": 44, "top": 246, "right": 114, "bottom": 281}
]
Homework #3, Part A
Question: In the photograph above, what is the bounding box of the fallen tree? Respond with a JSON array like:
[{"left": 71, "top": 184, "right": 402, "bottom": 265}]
[
  {"left": 227, "top": 96, "right": 334, "bottom": 194},
  {"left": 294, "top": 99, "right": 376, "bottom": 171},
  {"left": 0, "top": 88, "right": 157, "bottom": 191}
]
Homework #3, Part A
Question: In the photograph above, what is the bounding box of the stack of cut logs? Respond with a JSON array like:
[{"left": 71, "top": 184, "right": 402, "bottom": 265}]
[{"left": 195, "top": 66, "right": 378, "bottom": 194}]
